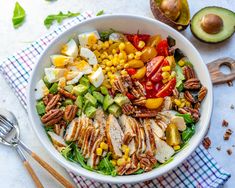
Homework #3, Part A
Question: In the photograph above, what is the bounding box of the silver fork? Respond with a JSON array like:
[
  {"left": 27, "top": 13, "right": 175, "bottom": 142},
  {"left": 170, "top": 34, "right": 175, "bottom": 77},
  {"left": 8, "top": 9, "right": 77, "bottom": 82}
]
[{"left": 0, "top": 109, "right": 74, "bottom": 188}]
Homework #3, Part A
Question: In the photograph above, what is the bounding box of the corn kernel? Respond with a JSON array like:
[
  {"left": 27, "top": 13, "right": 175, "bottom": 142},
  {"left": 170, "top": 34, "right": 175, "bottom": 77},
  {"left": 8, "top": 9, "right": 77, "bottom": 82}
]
[
  {"left": 108, "top": 55, "right": 114, "bottom": 60},
  {"left": 138, "top": 40, "right": 145, "bottom": 49},
  {"left": 162, "top": 66, "right": 171, "bottom": 72},
  {"left": 111, "top": 160, "right": 117, "bottom": 166},
  {"left": 124, "top": 155, "right": 129, "bottom": 160},
  {"left": 109, "top": 40, "right": 114, "bottom": 44},
  {"left": 117, "top": 65, "right": 122, "bottom": 70},
  {"left": 120, "top": 59, "right": 125, "bottom": 65},
  {"left": 128, "top": 53, "right": 134, "bottom": 60},
  {"left": 174, "top": 99, "right": 181, "bottom": 106},
  {"left": 112, "top": 58, "right": 118, "bottom": 66},
  {"left": 93, "top": 50, "right": 100, "bottom": 57},
  {"left": 106, "top": 61, "right": 113, "bottom": 67},
  {"left": 93, "top": 64, "right": 99, "bottom": 71},
  {"left": 162, "top": 79, "right": 168, "bottom": 84},
  {"left": 97, "top": 45, "right": 102, "bottom": 51},
  {"left": 117, "top": 158, "right": 126, "bottom": 166},
  {"left": 102, "top": 59, "right": 109, "bottom": 65},
  {"left": 92, "top": 44, "right": 98, "bottom": 50},
  {"left": 178, "top": 60, "right": 185, "bottom": 67},
  {"left": 98, "top": 57, "right": 102, "bottom": 63},
  {"left": 96, "top": 148, "right": 103, "bottom": 156},
  {"left": 100, "top": 142, "right": 108, "bottom": 150},
  {"left": 121, "top": 145, "right": 128, "bottom": 152},
  {"left": 124, "top": 63, "right": 129, "bottom": 69},
  {"left": 124, "top": 147, "right": 130, "bottom": 156},
  {"left": 105, "top": 67, "right": 111, "bottom": 72},
  {"left": 107, "top": 72, "right": 113, "bottom": 78},
  {"left": 119, "top": 42, "right": 125, "bottom": 51},
  {"left": 162, "top": 72, "right": 171, "bottom": 79},
  {"left": 121, "top": 70, "right": 127, "bottom": 75},
  {"left": 112, "top": 49, "right": 117, "bottom": 55},
  {"left": 100, "top": 54, "right": 106, "bottom": 59},
  {"left": 135, "top": 51, "right": 142, "bottom": 57},
  {"left": 185, "top": 101, "right": 191, "bottom": 107},
  {"left": 180, "top": 102, "right": 185, "bottom": 108},
  {"left": 171, "top": 71, "right": 176, "bottom": 77},
  {"left": 127, "top": 157, "right": 131, "bottom": 163},
  {"left": 104, "top": 41, "right": 110, "bottom": 48},
  {"left": 114, "top": 54, "right": 118, "bottom": 58},
  {"left": 111, "top": 66, "right": 116, "bottom": 73},
  {"left": 102, "top": 70, "right": 106, "bottom": 74},
  {"left": 174, "top": 145, "right": 181, "bottom": 150}
]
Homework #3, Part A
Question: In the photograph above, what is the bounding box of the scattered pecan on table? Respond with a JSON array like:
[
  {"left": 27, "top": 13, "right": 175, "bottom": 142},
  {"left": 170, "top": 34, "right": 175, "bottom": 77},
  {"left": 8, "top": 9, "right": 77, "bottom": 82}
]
[
  {"left": 202, "top": 137, "right": 211, "bottom": 150},
  {"left": 227, "top": 149, "right": 233, "bottom": 155},
  {"left": 222, "top": 120, "right": 229, "bottom": 127},
  {"left": 224, "top": 129, "right": 233, "bottom": 140}
]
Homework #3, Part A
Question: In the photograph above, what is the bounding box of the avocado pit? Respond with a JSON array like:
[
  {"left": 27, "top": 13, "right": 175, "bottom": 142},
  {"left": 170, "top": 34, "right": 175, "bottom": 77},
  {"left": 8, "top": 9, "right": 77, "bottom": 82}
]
[
  {"left": 160, "top": 0, "right": 182, "bottom": 21},
  {"left": 200, "top": 13, "right": 224, "bottom": 34}
]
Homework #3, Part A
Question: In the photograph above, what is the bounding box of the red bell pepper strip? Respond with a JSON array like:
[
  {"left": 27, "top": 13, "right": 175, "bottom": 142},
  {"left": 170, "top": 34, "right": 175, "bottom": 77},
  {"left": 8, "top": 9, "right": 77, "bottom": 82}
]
[
  {"left": 146, "top": 56, "right": 164, "bottom": 77},
  {"left": 156, "top": 78, "right": 176, "bottom": 98},
  {"left": 156, "top": 39, "right": 169, "bottom": 57},
  {"left": 151, "top": 59, "right": 170, "bottom": 82}
]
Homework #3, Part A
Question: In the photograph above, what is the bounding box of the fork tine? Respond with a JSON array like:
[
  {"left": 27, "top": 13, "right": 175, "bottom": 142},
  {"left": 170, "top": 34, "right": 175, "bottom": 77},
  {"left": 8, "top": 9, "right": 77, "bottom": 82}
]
[
  {"left": 0, "top": 126, "right": 8, "bottom": 135},
  {"left": 0, "top": 120, "right": 12, "bottom": 132},
  {"left": 0, "top": 115, "right": 14, "bottom": 128}
]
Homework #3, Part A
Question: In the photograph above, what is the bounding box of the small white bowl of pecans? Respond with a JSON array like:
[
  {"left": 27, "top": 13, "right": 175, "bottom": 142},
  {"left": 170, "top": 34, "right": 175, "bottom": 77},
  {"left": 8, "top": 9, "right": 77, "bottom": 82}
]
[{"left": 27, "top": 15, "right": 213, "bottom": 184}]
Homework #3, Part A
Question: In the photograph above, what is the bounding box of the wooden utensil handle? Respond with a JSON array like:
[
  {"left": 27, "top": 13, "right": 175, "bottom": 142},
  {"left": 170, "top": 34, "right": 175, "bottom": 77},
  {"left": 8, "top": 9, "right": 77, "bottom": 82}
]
[
  {"left": 207, "top": 57, "right": 235, "bottom": 85},
  {"left": 23, "top": 161, "right": 44, "bottom": 188},
  {"left": 31, "top": 152, "right": 75, "bottom": 188}
]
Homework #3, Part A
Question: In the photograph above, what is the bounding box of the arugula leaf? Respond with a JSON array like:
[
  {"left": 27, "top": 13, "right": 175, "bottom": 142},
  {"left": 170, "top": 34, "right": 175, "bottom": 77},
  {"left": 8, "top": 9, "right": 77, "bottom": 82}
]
[
  {"left": 181, "top": 125, "right": 195, "bottom": 142},
  {"left": 44, "top": 126, "right": 54, "bottom": 132},
  {"left": 97, "top": 153, "right": 117, "bottom": 176},
  {"left": 12, "top": 2, "right": 26, "bottom": 28},
  {"left": 133, "top": 169, "right": 144, "bottom": 174},
  {"left": 99, "top": 29, "right": 115, "bottom": 41},
  {"left": 61, "top": 144, "right": 72, "bottom": 160},
  {"left": 96, "top": 10, "right": 104, "bottom": 16},
  {"left": 176, "top": 113, "right": 194, "bottom": 124},
  {"left": 44, "top": 11, "right": 80, "bottom": 29}
]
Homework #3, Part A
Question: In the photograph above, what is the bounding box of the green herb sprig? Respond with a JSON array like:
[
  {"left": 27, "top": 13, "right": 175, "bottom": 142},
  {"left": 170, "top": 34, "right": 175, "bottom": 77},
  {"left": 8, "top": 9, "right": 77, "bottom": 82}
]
[{"left": 12, "top": 2, "right": 26, "bottom": 28}]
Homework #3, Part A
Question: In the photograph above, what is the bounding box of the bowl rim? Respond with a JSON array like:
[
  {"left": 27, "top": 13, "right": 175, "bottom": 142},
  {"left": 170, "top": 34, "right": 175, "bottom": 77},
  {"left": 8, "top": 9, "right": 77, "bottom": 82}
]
[{"left": 27, "top": 14, "right": 213, "bottom": 184}]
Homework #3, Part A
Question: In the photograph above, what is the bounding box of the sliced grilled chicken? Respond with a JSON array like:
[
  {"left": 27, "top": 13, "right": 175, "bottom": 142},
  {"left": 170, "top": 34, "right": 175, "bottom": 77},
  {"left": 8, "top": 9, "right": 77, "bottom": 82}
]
[
  {"left": 150, "top": 119, "right": 165, "bottom": 139},
  {"left": 93, "top": 108, "right": 106, "bottom": 137},
  {"left": 87, "top": 137, "right": 103, "bottom": 168},
  {"left": 81, "top": 126, "right": 95, "bottom": 157},
  {"left": 128, "top": 139, "right": 136, "bottom": 155},
  {"left": 154, "top": 136, "right": 175, "bottom": 163},
  {"left": 161, "top": 96, "right": 172, "bottom": 111},
  {"left": 64, "top": 118, "right": 80, "bottom": 141},
  {"left": 48, "top": 132, "right": 66, "bottom": 147},
  {"left": 106, "top": 114, "right": 124, "bottom": 158},
  {"left": 143, "top": 119, "right": 156, "bottom": 153},
  {"left": 140, "top": 127, "right": 146, "bottom": 154},
  {"left": 77, "top": 115, "right": 92, "bottom": 147},
  {"left": 86, "top": 129, "right": 100, "bottom": 158}
]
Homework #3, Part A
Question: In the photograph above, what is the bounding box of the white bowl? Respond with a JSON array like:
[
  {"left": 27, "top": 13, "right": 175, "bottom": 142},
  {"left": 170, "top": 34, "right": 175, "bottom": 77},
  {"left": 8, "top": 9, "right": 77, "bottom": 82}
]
[{"left": 27, "top": 15, "right": 213, "bottom": 184}]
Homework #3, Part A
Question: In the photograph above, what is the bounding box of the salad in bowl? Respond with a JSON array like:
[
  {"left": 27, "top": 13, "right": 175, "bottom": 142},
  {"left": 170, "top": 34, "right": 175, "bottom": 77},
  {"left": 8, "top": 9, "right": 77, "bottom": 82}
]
[{"left": 34, "top": 29, "right": 207, "bottom": 176}]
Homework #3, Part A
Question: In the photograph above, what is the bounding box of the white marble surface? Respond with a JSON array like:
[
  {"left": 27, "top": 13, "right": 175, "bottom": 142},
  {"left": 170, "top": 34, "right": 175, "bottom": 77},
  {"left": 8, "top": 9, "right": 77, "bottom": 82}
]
[{"left": 0, "top": 0, "right": 234, "bottom": 187}]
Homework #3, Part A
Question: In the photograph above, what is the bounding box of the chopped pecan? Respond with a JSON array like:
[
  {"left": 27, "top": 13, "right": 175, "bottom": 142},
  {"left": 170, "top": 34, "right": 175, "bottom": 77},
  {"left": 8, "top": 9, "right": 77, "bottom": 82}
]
[
  {"left": 198, "top": 86, "right": 207, "bottom": 102},
  {"left": 41, "top": 109, "right": 64, "bottom": 126},
  {"left": 134, "top": 81, "right": 146, "bottom": 97},
  {"left": 183, "top": 66, "right": 196, "bottom": 80},
  {"left": 112, "top": 77, "right": 127, "bottom": 95},
  {"left": 54, "top": 120, "right": 67, "bottom": 135},
  {"left": 222, "top": 120, "right": 229, "bottom": 127},
  {"left": 224, "top": 129, "right": 233, "bottom": 140},
  {"left": 58, "top": 88, "right": 76, "bottom": 100},
  {"left": 194, "top": 102, "right": 201, "bottom": 110},
  {"left": 64, "top": 105, "right": 78, "bottom": 121},
  {"left": 43, "top": 94, "right": 54, "bottom": 105},
  {"left": 125, "top": 165, "right": 140, "bottom": 175},
  {"left": 227, "top": 149, "right": 232, "bottom": 155},
  {"left": 178, "top": 107, "right": 200, "bottom": 122},
  {"left": 184, "top": 78, "right": 201, "bottom": 90},
  {"left": 117, "top": 163, "right": 131, "bottom": 175},
  {"left": 122, "top": 103, "right": 135, "bottom": 115},
  {"left": 130, "top": 153, "right": 139, "bottom": 169},
  {"left": 145, "top": 150, "right": 157, "bottom": 165},
  {"left": 130, "top": 88, "right": 140, "bottom": 98},
  {"left": 172, "top": 88, "right": 179, "bottom": 98},
  {"left": 132, "top": 97, "right": 146, "bottom": 106},
  {"left": 139, "top": 157, "right": 152, "bottom": 172},
  {"left": 121, "top": 74, "right": 133, "bottom": 89},
  {"left": 162, "top": 97, "right": 172, "bottom": 111},
  {"left": 134, "top": 108, "right": 159, "bottom": 118},
  {"left": 184, "top": 91, "right": 195, "bottom": 103},
  {"left": 45, "top": 94, "right": 60, "bottom": 112},
  {"left": 202, "top": 137, "right": 211, "bottom": 149}
]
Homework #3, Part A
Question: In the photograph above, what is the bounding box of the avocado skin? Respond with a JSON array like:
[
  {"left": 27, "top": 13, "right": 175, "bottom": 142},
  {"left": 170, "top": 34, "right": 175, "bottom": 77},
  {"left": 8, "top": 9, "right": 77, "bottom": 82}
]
[{"left": 190, "top": 6, "right": 235, "bottom": 43}]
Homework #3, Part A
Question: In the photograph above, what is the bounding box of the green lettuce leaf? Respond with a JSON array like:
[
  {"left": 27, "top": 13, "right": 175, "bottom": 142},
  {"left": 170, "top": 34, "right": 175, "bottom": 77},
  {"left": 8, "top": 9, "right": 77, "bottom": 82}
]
[
  {"left": 44, "top": 11, "right": 80, "bottom": 28},
  {"left": 182, "top": 125, "right": 195, "bottom": 142},
  {"left": 97, "top": 153, "right": 117, "bottom": 176},
  {"left": 12, "top": 2, "right": 26, "bottom": 28},
  {"left": 176, "top": 113, "right": 194, "bottom": 124}
]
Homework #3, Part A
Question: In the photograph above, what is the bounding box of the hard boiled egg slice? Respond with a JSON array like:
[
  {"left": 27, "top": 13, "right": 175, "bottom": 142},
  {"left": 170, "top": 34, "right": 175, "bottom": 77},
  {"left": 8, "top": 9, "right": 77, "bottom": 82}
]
[
  {"left": 61, "top": 39, "right": 78, "bottom": 58},
  {"left": 88, "top": 67, "right": 104, "bottom": 88},
  {"left": 67, "top": 72, "right": 84, "bottom": 85},
  {"left": 80, "top": 47, "right": 97, "bottom": 65},
  {"left": 44, "top": 68, "right": 66, "bottom": 83},
  {"left": 50, "top": 55, "right": 73, "bottom": 67},
  {"left": 70, "top": 60, "right": 92, "bottom": 74},
  {"left": 35, "top": 79, "right": 49, "bottom": 100},
  {"left": 78, "top": 31, "right": 100, "bottom": 47}
]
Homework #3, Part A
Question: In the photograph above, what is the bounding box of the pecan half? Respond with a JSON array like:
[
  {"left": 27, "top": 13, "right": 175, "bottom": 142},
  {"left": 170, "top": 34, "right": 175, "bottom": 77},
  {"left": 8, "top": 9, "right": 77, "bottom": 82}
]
[
  {"left": 43, "top": 94, "right": 54, "bottom": 105},
  {"left": 132, "top": 97, "right": 146, "bottom": 106},
  {"left": 184, "top": 78, "right": 201, "bottom": 90},
  {"left": 134, "top": 81, "right": 146, "bottom": 97},
  {"left": 224, "top": 129, "right": 233, "bottom": 140},
  {"left": 122, "top": 103, "right": 135, "bottom": 115},
  {"left": 112, "top": 77, "right": 127, "bottom": 95},
  {"left": 121, "top": 74, "right": 133, "bottom": 89},
  {"left": 202, "top": 137, "right": 211, "bottom": 149},
  {"left": 139, "top": 157, "right": 152, "bottom": 172},
  {"left": 134, "top": 108, "right": 159, "bottom": 118},
  {"left": 194, "top": 102, "right": 201, "bottom": 110},
  {"left": 54, "top": 120, "right": 67, "bottom": 135},
  {"left": 64, "top": 105, "right": 78, "bottom": 121},
  {"left": 178, "top": 107, "right": 200, "bottom": 122},
  {"left": 125, "top": 165, "right": 140, "bottom": 175},
  {"left": 130, "top": 153, "right": 139, "bottom": 169},
  {"left": 117, "top": 163, "right": 131, "bottom": 175},
  {"left": 58, "top": 88, "right": 76, "bottom": 100},
  {"left": 123, "top": 132, "right": 133, "bottom": 145},
  {"left": 183, "top": 66, "right": 196, "bottom": 80},
  {"left": 45, "top": 94, "right": 60, "bottom": 112},
  {"left": 41, "top": 109, "right": 64, "bottom": 126},
  {"left": 198, "top": 86, "right": 207, "bottom": 102},
  {"left": 172, "top": 88, "right": 179, "bottom": 98},
  {"left": 184, "top": 91, "right": 195, "bottom": 103}
]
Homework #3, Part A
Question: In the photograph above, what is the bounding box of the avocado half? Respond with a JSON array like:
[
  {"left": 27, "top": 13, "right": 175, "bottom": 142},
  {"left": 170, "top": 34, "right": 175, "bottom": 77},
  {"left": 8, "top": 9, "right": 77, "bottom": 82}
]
[
  {"left": 150, "top": 0, "right": 190, "bottom": 31},
  {"left": 191, "top": 6, "right": 235, "bottom": 43}
]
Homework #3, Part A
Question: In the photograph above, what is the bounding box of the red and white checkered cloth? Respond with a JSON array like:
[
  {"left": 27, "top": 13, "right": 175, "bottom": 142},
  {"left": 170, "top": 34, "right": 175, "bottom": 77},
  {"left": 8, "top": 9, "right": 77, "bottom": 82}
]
[{"left": 0, "top": 12, "right": 231, "bottom": 188}]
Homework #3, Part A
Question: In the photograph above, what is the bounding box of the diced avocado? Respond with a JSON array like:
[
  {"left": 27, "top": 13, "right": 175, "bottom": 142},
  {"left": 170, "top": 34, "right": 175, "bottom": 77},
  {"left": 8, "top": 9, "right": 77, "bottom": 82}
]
[
  {"left": 75, "top": 96, "right": 83, "bottom": 109},
  {"left": 79, "top": 77, "right": 90, "bottom": 87},
  {"left": 114, "top": 94, "right": 130, "bottom": 106},
  {"left": 93, "top": 91, "right": 104, "bottom": 103},
  {"left": 43, "top": 76, "right": 51, "bottom": 88},
  {"left": 63, "top": 99, "right": 73, "bottom": 106},
  {"left": 84, "top": 93, "right": 97, "bottom": 106},
  {"left": 73, "top": 84, "right": 88, "bottom": 96},
  {"left": 85, "top": 106, "right": 97, "bottom": 118},
  {"left": 64, "top": 85, "right": 73, "bottom": 93},
  {"left": 100, "top": 86, "right": 109, "bottom": 95},
  {"left": 36, "top": 101, "right": 46, "bottom": 115},
  {"left": 108, "top": 104, "right": 122, "bottom": 117},
  {"left": 49, "top": 83, "right": 58, "bottom": 94},
  {"left": 190, "top": 6, "right": 235, "bottom": 43},
  {"left": 103, "top": 94, "right": 114, "bottom": 111},
  {"left": 89, "top": 85, "right": 97, "bottom": 93}
]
